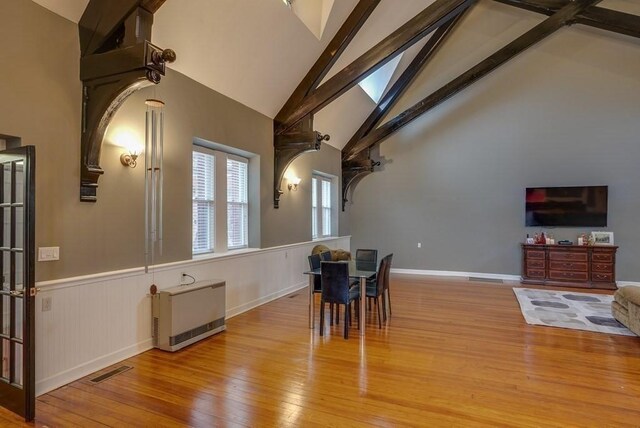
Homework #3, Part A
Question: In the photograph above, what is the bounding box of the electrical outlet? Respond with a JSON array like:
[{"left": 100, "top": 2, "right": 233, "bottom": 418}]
[
  {"left": 38, "top": 247, "right": 60, "bottom": 261},
  {"left": 42, "top": 296, "right": 52, "bottom": 312},
  {"left": 417, "top": 242, "right": 422, "bottom": 248}
]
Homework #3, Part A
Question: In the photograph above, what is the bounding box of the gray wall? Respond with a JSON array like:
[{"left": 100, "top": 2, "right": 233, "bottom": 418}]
[
  {"left": 346, "top": 2, "right": 640, "bottom": 281},
  {"left": 0, "top": 1, "right": 346, "bottom": 281}
]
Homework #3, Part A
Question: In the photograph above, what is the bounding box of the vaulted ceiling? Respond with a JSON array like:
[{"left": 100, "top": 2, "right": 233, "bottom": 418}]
[{"left": 32, "top": 0, "right": 640, "bottom": 150}]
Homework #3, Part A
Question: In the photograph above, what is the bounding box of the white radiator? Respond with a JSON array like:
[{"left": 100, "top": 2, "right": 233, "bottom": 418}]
[{"left": 152, "top": 280, "right": 226, "bottom": 352}]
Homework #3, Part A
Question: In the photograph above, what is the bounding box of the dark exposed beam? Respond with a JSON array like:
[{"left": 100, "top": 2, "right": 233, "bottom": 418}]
[
  {"left": 79, "top": 1, "right": 174, "bottom": 201},
  {"left": 344, "top": 0, "right": 603, "bottom": 162},
  {"left": 341, "top": 11, "right": 468, "bottom": 209},
  {"left": 274, "top": 0, "right": 382, "bottom": 126},
  {"left": 79, "top": 0, "right": 165, "bottom": 56},
  {"left": 275, "top": 0, "right": 476, "bottom": 135},
  {"left": 342, "top": 13, "right": 466, "bottom": 156},
  {"left": 493, "top": 0, "right": 640, "bottom": 39}
]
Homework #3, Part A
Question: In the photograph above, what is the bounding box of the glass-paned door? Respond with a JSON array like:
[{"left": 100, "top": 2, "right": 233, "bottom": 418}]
[{"left": 0, "top": 146, "right": 35, "bottom": 421}]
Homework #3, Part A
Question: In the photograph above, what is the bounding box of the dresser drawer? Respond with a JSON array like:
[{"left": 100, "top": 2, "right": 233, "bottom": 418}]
[
  {"left": 526, "top": 260, "right": 545, "bottom": 269},
  {"left": 592, "top": 263, "right": 613, "bottom": 273},
  {"left": 592, "top": 253, "right": 613, "bottom": 263},
  {"left": 549, "top": 261, "right": 588, "bottom": 272},
  {"left": 549, "top": 251, "right": 588, "bottom": 262},
  {"left": 526, "top": 269, "right": 545, "bottom": 279},
  {"left": 526, "top": 250, "right": 545, "bottom": 260},
  {"left": 592, "top": 272, "right": 613, "bottom": 282},
  {"left": 549, "top": 270, "right": 589, "bottom": 282}
]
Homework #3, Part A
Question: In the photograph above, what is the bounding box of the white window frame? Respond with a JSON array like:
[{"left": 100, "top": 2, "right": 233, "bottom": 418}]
[
  {"left": 312, "top": 173, "right": 335, "bottom": 239},
  {"left": 192, "top": 146, "right": 250, "bottom": 255},
  {"left": 226, "top": 154, "right": 249, "bottom": 250},
  {"left": 192, "top": 147, "right": 215, "bottom": 254}
]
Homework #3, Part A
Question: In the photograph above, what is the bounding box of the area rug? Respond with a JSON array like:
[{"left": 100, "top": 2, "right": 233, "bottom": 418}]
[{"left": 513, "top": 288, "right": 635, "bottom": 336}]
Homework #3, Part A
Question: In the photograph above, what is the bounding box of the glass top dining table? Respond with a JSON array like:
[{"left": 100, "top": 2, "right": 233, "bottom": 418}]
[{"left": 304, "top": 260, "right": 377, "bottom": 336}]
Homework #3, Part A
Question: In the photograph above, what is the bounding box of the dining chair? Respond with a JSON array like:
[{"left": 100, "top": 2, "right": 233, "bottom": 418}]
[
  {"left": 320, "top": 261, "right": 360, "bottom": 339},
  {"left": 355, "top": 248, "right": 378, "bottom": 272},
  {"left": 383, "top": 253, "right": 394, "bottom": 317},
  {"left": 365, "top": 256, "right": 389, "bottom": 328},
  {"left": 308, "top": 255, "right": 335, "bottom": 325},
  {"left": 320, "top": 251, "right": 332, "bottom": 262}
]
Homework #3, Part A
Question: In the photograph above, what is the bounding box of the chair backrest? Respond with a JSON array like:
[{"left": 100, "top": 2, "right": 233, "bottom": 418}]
[
  {"left": 374, "top": 257, "right": 388, "bottom": 295},
  {"left": 382, "top": 253, "right": 393, "bottom": 291},
  {"left": 308, "top": 254, "right": 322, "bottom": 292},
  {"left": 320, "top": 251, "right": 332, "bottom": 261},
  {"left": 356, "top": 248, "right": 377, "bottom": 272},
  {"left": 321, "top": 261, "right": 351, "bottom": 304}
]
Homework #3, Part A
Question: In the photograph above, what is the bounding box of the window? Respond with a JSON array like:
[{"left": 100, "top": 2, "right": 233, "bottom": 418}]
[
  {"left": 192, "top": 150, "right": 215, "bottom": 254},
  {"left": 312, "top": 174, "right": 333, "bottom": 239},
  {"left": 192, "top": 145, "right": 250, "bottom": 254},
  {"left": 227, "top": 156, "right": 248, "bottom": 249}
]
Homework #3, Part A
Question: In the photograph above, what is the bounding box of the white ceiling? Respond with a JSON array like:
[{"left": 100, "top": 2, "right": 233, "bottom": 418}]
[{"left": 29, "top": 0, "right": 640, "bottom": 149}]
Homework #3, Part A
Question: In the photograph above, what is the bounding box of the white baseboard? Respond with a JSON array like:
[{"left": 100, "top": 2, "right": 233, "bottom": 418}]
[
  {"left": 226, "top": 281, "right": 307, "bottom": 319},
  {"left": 617, "top": 281, "right": 640, "bottom": 288},
  {"left": 36, "top": 339, "right": 153, "bottom": 396},
  {"left": 391, "top": 268, "right": 521, "bottom": 282}
]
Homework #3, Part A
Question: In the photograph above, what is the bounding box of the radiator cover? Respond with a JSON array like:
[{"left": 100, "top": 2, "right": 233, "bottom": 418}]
[{"left": 152, "top": 280, "right": 226, "bottom": 351}]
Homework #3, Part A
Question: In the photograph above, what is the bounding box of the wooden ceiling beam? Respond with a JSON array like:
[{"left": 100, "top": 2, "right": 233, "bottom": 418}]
[
  {"left": 343, "top": 0, "right": 603, "bottom": 162},
  {"left": 493, "top": 0, "right": 640, "bottom": 39},
  {"left": 274, "top": 0, "right": 382, "bottom": 127},
  {"left": 341, "top": 11, "right": 468, "bottom": 210},
  {"left": 275, "top": 0, "right": 475, "bottom": 135}
]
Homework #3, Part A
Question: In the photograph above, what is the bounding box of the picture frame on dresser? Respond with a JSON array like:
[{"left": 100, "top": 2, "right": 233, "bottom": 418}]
[{"left": 591, "top": 231, "right": 614, "bottom": 245}]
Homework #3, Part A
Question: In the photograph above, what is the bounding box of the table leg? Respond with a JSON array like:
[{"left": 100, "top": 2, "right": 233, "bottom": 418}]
[
  {"left": 308, "top": 275, "right": 315, "bottom": 329},
  {"left": 360, "top": 276, "right": 366, "bottom": 336}
]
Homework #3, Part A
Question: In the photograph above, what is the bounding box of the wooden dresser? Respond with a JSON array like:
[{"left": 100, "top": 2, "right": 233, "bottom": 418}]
[{"left": 521, "top": 244, "right": 617, "bottom": 290}]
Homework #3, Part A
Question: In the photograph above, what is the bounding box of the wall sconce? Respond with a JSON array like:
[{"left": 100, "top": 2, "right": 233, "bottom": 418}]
[
  {"left": 120, "top": 150, "right": 139, "bottom": 168},
  {"left": 288, "top": 176, "right": 301, "bottom": 191}
]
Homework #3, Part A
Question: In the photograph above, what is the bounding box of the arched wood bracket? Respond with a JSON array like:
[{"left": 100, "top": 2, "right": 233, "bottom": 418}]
[
  {"left": 274, "top": 115, "right": 328, "bottom": 208},
  {"left": 79, "top": 1, "right": 174, "bottom": 201},
  {"left": 341, "top": 154, "right": 380, "bottom": 211}
]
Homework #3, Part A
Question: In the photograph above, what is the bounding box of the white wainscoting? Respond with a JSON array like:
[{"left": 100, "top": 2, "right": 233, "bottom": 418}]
[{"left": 34, "top": 236, "right": 350, "bottom": 396}]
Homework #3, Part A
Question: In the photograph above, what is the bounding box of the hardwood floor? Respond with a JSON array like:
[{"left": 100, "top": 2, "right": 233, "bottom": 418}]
[{"left": 3, "top": 275, "right": 640, "bottom": 427}]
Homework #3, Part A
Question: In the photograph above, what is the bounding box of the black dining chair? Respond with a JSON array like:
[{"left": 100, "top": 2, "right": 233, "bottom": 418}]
[
  {"left": 355, "top": 248, "right": 378, "bottom": 273},
  {"left": 383, "top": 253, "right": 394, "bottom": 317},
  {"left": 320, "top": 251, "right": 332, "bottom": 262},
  {"left": 308, "top": 254, "right": 335, "bottom": 325},
  {"left": 365, "top": 256, "right": 389, "bottom": 328},
  {"left": 320, "top": 261, "right": 360, "bottom": 339}
]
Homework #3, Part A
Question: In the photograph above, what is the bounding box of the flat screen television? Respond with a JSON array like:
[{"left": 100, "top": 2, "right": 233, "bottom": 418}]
[{"left": 525, "top": 186, "right": 608, "bottom": 227}]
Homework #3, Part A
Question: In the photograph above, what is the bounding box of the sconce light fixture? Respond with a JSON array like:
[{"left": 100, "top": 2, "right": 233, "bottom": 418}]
[
  {"left": 288, "top": 176, "right": 301, "bottom": 191},
  {"left": 282, "top": 0, "right": 293, "bottom": 8},
  {"left": 120, "top": 150, "right": 139, "bottom": 168}
]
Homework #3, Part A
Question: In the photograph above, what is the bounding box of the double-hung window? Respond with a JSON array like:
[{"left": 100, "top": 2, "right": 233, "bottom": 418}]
[
  {"left": 192, "top": 150, "right": 215, "bottom": 254},
  {"left": 226, "top": 155, "right": 248, "bottom": 249},
  {"left": 312, "top": 174, "right": 333, "bottom": 239},
  {"left": 192, "top": 145, "right": 249, "bottom": 254}
]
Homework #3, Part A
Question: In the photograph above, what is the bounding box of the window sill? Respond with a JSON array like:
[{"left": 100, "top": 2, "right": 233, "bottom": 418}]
[
  {"left": 192, "top": 247, "right": 260, "bottom": 261},
  {"left": 312, "top": 236, "right": 340, "bottom": 243}
]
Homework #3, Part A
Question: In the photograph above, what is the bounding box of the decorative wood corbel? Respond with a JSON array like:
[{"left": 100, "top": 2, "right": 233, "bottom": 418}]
[
  {"left": 342, "top": 153, "right": 380, "bottom": 211},
  {"left": 274, "top": 115, "right": 329, "bottom": 208},
  {"left": 79, "top": 1, "right": 175, "bottom": 201}
]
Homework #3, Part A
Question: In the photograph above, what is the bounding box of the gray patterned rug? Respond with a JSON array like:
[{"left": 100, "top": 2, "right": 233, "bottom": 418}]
[{"left": 513, "top": 288, "right": 635, "bottom": 336}]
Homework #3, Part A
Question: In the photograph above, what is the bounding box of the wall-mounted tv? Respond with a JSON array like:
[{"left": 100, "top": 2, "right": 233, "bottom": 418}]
[{"left": 525, "top": 186, "right": 608, "bottom": 227}]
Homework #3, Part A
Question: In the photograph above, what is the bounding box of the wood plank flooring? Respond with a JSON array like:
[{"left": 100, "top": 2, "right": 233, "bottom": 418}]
[{"left": 3, "top": 275, "right": 640, "bottom": 427}]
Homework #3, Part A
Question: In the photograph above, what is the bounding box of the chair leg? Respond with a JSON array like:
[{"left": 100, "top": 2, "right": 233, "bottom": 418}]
[
  {"left": 320, "top": 299, "right": 325, "bottom": 336},
  {"left": 355, "top": 299, "right": 360, "bottom": 329},
  {"left": 335, "top": 304, "right": 340, "bottom": 325},
  {"left": 376, "top": 297, "right": 382, "bottom": 329},
  {"left": 344, "top": 304, "right": 349, "bottom": 339},
  {"left": 330, "top": 303, "right": 334, "bottom": 326},
  {"left": 382, "top": 294, "right": 387, "bottom": 323},
  {"left": 387, "top": 289, "right": 392, "bottom": 315}
]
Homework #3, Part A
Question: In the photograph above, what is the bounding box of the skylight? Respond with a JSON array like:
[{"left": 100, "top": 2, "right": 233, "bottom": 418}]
[
  {"left": 358, "top": 54, "right": 403, "bottom": 104},
  {"left": 285, "top": 0, "right": 335, "bottom": 40}
]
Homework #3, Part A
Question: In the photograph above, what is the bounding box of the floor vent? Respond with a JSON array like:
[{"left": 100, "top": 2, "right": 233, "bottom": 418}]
[
  {"left": 90, "top": 366, "right": 132, "bottom": 384},
  {"left": 469, "top": 277, "right": 504, "bottom": 284}
]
